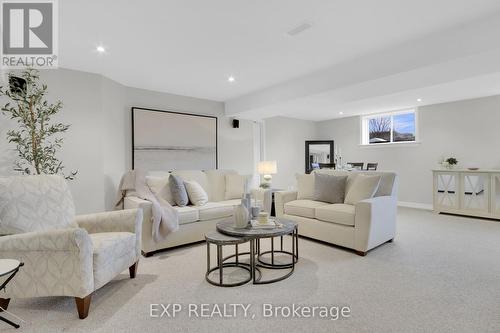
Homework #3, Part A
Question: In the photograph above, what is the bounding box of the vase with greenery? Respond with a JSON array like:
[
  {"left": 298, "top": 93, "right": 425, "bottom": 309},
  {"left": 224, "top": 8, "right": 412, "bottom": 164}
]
[
  {"left": 0, "top": 68, "right": 76, "bottom": 179},
  {"left": 441, "top": 157, "right": 458, "bottom": 169}
]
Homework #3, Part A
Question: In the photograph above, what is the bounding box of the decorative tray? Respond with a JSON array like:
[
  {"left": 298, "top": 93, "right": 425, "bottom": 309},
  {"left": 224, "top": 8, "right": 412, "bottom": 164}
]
[{"left": 250, "top": 219, "right": 277, "bottom": 229}]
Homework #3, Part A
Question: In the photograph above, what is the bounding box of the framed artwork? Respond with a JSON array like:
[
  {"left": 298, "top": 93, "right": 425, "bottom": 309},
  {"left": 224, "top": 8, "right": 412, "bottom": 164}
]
[{"left": 132, "top": 107, "right": 218, "bottom": 171}]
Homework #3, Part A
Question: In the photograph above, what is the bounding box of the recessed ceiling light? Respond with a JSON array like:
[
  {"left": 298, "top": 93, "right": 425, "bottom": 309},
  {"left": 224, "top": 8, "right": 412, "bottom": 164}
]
[
  {"left": 96, "top": 46, "right": 106, "bottom": 53},
  {"left": 417, "top": 98, "right": 422, "bottom": 102},
  {"left": 227, "top": 76, "right": 235, "bottom": 83},
  {"left": 339, "top": 112, "right": 344, "bottom": 115}
]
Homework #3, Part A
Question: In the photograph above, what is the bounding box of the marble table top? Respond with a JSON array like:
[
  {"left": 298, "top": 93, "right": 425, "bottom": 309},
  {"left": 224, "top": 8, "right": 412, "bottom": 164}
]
[
  {"left": 216, "top": 218, "right": 297, "bottom": 239},
  {"left": 0, "top": 259, "right": 21, "bottom": 277}
]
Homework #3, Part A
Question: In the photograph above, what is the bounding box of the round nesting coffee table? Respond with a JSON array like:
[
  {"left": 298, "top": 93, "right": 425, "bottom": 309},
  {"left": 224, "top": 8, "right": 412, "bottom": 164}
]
[
  {"left": 205, "top": 231, "right": 258, "bottom": 287},
  {"left": 216, "top": 219, "right": 298, "bottom": 284}
]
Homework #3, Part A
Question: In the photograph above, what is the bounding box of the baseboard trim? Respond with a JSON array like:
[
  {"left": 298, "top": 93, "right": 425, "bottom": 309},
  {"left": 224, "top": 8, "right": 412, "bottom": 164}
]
[{"left": 398, "top": 201, "right": 433, "bottom": 211}]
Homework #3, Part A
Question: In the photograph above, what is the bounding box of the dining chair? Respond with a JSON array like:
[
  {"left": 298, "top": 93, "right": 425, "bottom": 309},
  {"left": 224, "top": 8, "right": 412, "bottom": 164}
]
[
  {"left": 366, "top": 163, "right": 378, "bottom": 170},
  {"left": 318, "top": 163, "right": 335, "bottom": 169},
  {"left": 349, "top": 162, "right": 364, "bottom": 170}
]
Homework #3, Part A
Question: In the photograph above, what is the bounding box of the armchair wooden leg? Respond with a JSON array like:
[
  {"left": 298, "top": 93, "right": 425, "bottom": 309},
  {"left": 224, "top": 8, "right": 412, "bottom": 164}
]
[
  {"left": 129, "top": 261, "right": 139, "bottom": 279},
  {"left": 75, "top": 294, "right": 92, "bottom": 319},
  {"left": 0, "top": 298, "right": 10, "bottom": 312},
  {"left": 355, "top": 250, "right": 367, "bottom": 256}
]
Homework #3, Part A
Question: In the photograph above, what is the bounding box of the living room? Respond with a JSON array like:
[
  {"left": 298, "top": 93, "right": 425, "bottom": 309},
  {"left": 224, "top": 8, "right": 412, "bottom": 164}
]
[{"left": 0, "top": 1, "right": 499, "bottom": 332}]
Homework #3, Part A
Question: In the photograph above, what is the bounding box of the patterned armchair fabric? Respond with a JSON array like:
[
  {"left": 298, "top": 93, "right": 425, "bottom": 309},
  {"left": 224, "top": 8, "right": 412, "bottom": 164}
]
[
  {"left": 0, "top": 175, "right": 143, "bottom": 308},
  {"left": 0, "top": 175, "right": 77, "bottom": 234},
  {"left": 0, "top": 228, "right": 94, "bottom": 298}
]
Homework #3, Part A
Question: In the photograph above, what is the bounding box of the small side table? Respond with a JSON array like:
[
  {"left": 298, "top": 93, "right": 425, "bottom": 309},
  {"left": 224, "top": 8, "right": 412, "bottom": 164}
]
[
  {"left": 205, "top": 231, "right": 253, "bottom": 287},
  {"left": 0, "top": 259, "right": 23, "bottom": 329},
  {"left": 269, "top": 189, "right": 285, "bottom": 217}
]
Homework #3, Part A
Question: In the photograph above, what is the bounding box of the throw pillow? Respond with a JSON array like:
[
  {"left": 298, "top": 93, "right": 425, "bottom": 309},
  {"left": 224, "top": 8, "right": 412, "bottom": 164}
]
[
  {"left": 344, "top": 174, "right": 381, "bottom": 205},
  {"left": 168, "top": 175, "right": 189, "bottom": 207},
  {"left": 296, "top": 173, "right": 315, "bottom": 200},
  {"left": 146, "top": 176, "right": 175, "bottom": 205},
  {"left": 225, "top": 174, "right": 248, "bottom": 200},
  {"left": 313, "top": 173, "right": 348, "bottom": 204},
  {"left": 0, "top": 175, "right": 77, "bottom": 234},
  {"left": 184, "top": 180, "right": 209, "bottom": 206}
]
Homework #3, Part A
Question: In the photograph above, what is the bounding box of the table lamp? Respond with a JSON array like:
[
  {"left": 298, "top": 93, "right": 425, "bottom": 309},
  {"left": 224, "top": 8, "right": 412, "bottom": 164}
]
[{"left": 258, "top": 160, "right": 277, "bottom": 188}]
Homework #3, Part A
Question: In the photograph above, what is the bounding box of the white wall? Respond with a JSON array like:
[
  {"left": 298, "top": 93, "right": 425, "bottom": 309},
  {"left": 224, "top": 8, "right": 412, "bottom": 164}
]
[
  {"left": 317, "top": 95, "right": 500, "bottom": 205},
  {"left": 264, "top": 117, "right": 318, "bottom": 190},
  {"left": 0, "top": 69, "right": 106, "bottom": 213},
  {"left": 0, "top": 68, "right": 255, "bottom": 214}
]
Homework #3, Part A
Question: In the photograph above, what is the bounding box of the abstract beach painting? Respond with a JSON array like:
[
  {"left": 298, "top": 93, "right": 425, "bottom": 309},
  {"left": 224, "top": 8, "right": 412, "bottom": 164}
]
[{"left": 132, "top": 107, "right": 217, "bottom": 172}]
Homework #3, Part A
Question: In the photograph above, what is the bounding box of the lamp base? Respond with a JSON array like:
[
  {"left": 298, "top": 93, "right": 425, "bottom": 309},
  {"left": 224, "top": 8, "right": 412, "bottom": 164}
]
[{"left": 260, "top": 175, "right": 272, "bottom": 189}]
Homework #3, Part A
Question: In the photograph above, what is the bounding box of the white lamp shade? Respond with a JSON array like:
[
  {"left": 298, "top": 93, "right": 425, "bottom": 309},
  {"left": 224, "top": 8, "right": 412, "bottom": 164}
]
[{"left": 258, "top": 161, "right": 277, "bottom": 175}]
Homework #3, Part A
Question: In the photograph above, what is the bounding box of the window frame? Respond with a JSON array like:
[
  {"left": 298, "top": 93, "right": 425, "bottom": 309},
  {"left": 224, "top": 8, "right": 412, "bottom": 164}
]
[{"left": 360, "top": 108, "right": 419, "bottom": 146}]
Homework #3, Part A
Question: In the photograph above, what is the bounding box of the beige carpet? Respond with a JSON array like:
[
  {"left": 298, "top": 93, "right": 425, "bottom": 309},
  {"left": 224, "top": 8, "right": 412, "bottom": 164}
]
[{"left": 3, "top": 207, "right": 500, "bottom": 333}]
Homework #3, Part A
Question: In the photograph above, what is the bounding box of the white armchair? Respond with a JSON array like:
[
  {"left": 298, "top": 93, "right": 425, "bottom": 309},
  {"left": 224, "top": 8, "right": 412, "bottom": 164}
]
[{"left": 0, "top": 175, "right": 142, "bottom": 319}]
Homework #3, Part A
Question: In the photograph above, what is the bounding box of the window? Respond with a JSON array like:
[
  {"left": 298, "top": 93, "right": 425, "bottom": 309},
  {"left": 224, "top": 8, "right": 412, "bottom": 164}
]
[{"left": 361, "top": 109, "right": 417, "bottom": 145}]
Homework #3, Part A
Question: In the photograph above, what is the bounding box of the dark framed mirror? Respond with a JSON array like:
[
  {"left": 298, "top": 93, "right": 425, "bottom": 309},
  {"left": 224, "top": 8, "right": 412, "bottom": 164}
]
[{"left": 305, "top": 140, "right": 334, "bottom": 174}]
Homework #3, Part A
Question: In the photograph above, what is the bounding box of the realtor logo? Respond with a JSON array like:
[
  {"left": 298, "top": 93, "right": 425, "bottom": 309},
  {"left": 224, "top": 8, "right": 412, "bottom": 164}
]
[{"left": 1, "top": 0, "right": 58, "bottom": 68}]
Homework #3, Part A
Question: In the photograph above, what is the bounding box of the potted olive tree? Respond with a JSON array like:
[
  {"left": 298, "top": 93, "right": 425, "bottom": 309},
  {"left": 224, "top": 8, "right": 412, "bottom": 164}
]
[{"left": 0, "top": 68, "right": 76, "bottom": 179}]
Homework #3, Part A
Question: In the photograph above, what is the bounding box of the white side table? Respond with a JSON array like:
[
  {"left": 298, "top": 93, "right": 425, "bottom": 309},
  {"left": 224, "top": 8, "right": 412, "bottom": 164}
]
[{"left": 0, "top": 259, "right": 23, "bottom": 329}]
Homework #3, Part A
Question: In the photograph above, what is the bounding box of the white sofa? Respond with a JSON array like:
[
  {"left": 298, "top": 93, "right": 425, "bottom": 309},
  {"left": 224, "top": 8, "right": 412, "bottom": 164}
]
[
  {"left": 125, "top": 170, "right": 265, "bottom": 256},
  {"left": 275, "top": 170, "right": 398, "bottom": 256}
]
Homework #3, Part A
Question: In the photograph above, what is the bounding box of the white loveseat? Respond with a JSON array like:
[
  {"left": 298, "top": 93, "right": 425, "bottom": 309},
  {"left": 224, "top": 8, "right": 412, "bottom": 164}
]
[
  {"left": 275, "top": 170, "right": 398, "bottom": 256},
  {"left": 125, "top": 170, "right": 264, "bottom": 256}
]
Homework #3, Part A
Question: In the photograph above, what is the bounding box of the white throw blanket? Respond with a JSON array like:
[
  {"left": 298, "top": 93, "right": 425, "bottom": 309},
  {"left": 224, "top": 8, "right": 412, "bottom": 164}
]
[{"left": 115, "top": 170, "right": 179, "bottom": 242}]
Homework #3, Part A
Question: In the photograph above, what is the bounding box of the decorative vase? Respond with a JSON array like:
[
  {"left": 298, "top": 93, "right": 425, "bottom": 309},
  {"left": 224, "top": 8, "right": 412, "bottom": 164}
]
[{"left": 234, "top": 204, "right": 250, "bottom": 229}]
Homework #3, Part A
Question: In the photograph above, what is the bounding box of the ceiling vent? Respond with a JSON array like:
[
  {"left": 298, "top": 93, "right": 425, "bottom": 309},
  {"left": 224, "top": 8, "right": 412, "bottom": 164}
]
[{"left": 286, "top": 22, "right": 313, "bottom": 37}]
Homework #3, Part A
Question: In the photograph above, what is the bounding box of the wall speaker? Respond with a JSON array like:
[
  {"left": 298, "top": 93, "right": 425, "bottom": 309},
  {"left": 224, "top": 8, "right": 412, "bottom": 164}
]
[
  {"left": 232, "top": 119, "right": 239, "bottom": 128},
  {"left": 9, "top": 76, "right": 26, "bottom": 94}
]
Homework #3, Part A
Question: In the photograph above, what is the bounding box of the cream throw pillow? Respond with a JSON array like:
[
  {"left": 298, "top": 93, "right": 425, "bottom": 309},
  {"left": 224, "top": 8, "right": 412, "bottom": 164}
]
[
  {"left": 146, "top": 176, "right": 175, "bottom": 205},
  {"left": 225, "top": 174, "right": 247, "bottom": 200},
  {"left": 296, "top": 173, "right": 315, "bottom": 200},
  {"left": 184, "top": 180, "right": 209, "bottom": 206},
  {"left": 344, "top": 174, "right": 381, "bottom": 205}
]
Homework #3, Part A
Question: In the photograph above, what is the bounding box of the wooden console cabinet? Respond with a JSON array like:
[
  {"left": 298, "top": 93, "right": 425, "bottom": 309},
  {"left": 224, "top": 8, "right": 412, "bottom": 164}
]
[{"left": 433, "top": 169, "right": 500, "bottom": 220}]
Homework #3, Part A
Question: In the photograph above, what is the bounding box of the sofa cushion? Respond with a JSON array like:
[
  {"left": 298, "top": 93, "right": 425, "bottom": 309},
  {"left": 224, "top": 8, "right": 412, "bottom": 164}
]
[
  {"left": 313, "top": 174, "right": 347, "bottom": 204},
  {"left": 169, "top": 175, "right": 189, "bottom": 207},
  {"left": 284, "top": 200, "right": 329, "bottom": 219},
  {"left": 225, "top": 174, "right": 248, "bottom": 200},
  {"left": 171, "top": 170, "right": 208, "bottom": 194},
  {"left": 296, "top": 173, "right": 315, "bottom": 200},
  {"left": 315, "top": 170, "right": 397, "bottom": 198},
  {"left": 0, "top": 175, "right": 77, "bottom": 235},
  {"left": 344, "top": 174, "right": 381, "bottom": 205},
  {"left": 205, "top": 169, "right": 237, "bottom": 202},
  {"left": 90, "top": 232, "right": 136, "bottom": 289},
  {"left": 198, "top": 202, "right": 233, "bottom": 221},
  {"left": 315, "top": 204, "right": 355, "bottom": 226},
  {"left": 217, "top": 199, "right": 242, "bottom": 207},
  {"left": 174, "top": 206, "right": 199, "bottom": 224},
  {"left": 146, "top": 176, "right": 175, "bottom": 205},
  {"left": 184, "top": 180, "right": 208, "bottom": 206}
]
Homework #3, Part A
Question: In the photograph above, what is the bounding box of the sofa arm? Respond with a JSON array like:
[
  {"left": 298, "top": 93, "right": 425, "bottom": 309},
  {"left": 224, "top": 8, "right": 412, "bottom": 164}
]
[
  {"left": 0, "top": 228, "right": 94, "bottom": 298},
  {"left": 76, "top": 209, "right": 142, "bottom": 234},
  {"left": 124, "top": 196, "right": 152, "bottom": 211},
  {"left": 354, "top": 196, "right": 397, "bottom": 252},
  {"left": 76, "top": 209, "right": 143, "bottom": 260},
  {"left": 274, "top": 191, "right": 298, "bottom": 217}
]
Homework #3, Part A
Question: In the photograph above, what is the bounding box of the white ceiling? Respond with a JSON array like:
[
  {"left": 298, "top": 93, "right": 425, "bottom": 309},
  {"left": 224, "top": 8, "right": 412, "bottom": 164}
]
[{"left": 60, "top": 1, "right": 500, "bottom": 120}]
